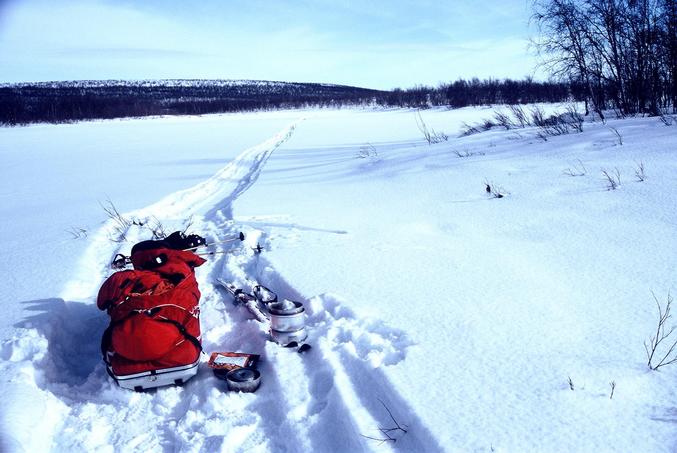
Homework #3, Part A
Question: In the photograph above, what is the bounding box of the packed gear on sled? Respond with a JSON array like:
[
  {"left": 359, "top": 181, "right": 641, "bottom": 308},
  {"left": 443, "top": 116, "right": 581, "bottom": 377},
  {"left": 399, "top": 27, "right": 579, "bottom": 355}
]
[{"left": 98, "top": 232, "right": 206, "bottom": 391}]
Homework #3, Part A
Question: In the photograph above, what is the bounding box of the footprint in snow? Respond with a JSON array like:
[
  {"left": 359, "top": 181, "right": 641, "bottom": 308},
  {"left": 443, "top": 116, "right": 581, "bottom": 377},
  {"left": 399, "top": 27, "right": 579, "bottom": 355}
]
[{"left": 306, "top": 293, "right": 414, "bottom": 367}]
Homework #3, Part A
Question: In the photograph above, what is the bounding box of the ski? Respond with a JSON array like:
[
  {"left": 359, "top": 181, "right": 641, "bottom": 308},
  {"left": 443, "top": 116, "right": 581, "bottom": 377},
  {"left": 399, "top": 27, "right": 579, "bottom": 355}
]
[
  {"left": 214, "top": 278, "right": 311, "bottom": 353},
  {"left": 215, "top": 278, "right": 269, "bottom": 323}
]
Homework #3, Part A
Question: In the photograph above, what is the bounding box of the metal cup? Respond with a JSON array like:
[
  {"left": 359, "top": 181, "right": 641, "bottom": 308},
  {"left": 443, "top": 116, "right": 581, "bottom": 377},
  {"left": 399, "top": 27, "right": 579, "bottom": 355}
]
[{"left": 268, "top": 299, "right": 307, "bottom": 346}]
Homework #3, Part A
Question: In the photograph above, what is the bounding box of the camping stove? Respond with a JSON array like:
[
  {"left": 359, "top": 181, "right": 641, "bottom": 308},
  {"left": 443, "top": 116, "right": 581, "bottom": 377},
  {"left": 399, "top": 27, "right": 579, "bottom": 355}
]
[{"left": 268, "top": 299, "right": 307, "bottom": 346}]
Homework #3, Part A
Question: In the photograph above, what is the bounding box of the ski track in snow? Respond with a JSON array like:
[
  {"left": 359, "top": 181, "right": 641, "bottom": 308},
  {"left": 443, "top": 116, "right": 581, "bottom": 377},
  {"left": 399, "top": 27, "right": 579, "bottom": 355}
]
[{"left": 2, "top": 119, "right": 432, "bottom": 452}]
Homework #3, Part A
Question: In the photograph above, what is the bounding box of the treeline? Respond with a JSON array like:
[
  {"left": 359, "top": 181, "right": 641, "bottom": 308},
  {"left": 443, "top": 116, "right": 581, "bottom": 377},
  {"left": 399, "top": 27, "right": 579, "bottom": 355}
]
[
  {"left": 0, "top": 78, "right": 583, "bottom": 126},
  {"left": 533, "top": 0, "right": 676, "bottom": 117},
  {"left": 381, "top": 78, "right": 582, "bottom": 108},
  {"left": 0, "top": 81, "right": 382, "bottom": 125}
]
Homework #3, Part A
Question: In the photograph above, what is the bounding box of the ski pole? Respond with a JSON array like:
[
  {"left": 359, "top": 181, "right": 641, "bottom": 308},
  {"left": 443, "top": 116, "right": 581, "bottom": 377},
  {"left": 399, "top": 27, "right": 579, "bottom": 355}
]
[
  {"left": 210, "top": 231, "right": 245, "bottom": 246},
  {"left": 195, "top": 250, "right": 238, "bottom": 257},
  {"left": 183, "top": 232, "right": 245, "bottom": 251}
]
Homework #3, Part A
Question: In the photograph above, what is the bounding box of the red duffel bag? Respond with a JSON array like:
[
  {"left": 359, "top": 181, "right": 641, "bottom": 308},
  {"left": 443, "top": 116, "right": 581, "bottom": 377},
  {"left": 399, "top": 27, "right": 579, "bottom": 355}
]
[{"left": 98, "top": 239, "right": 206, "bottom": 391}]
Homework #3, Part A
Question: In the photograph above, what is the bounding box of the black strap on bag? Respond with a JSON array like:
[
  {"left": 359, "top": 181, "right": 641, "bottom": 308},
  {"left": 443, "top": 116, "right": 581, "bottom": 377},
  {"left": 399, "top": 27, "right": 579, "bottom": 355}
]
[
  {"left": 155, "top": 317, "right": 203, "bottom": 353},
  {"left": 163, "top": 231, "right": 206, "bottom": 250},
  {"left": 100, "top": 309, "right": 202, "bottom": 365}
]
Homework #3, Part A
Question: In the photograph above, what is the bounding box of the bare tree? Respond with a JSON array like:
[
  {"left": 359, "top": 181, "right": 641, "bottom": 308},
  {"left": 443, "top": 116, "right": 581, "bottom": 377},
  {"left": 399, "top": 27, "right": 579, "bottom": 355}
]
[
  {"left": 532, "top": 0, "right": 674, "bottom": 117},
  {"left": 532, "top": 0, "right": 605, "bottom": 118}
]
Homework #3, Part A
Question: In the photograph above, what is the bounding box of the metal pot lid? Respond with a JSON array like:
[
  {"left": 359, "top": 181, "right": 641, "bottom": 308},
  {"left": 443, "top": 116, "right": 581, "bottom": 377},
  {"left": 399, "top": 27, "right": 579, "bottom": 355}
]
[
  {"left": 271, "top": 327, "right": 308, "bottom": 346},
  {"left": 269, "top": 299, "right": 304, "bottom": 315},
  {"left": 226, "top": 367, "right": 261, "bottom": 383}
]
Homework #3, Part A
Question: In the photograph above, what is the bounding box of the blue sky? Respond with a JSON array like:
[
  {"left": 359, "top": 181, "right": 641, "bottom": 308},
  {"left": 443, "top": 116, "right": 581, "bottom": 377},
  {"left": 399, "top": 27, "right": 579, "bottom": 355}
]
[{"left": 0, "top": 0, "right": 539, "bottom": 89}]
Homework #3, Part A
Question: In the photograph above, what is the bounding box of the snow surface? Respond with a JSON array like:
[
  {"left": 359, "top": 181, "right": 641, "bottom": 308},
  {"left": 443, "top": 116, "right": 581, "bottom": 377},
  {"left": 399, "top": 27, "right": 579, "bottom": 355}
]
[{"left": 1, "top": 106, "right": 676, "bottom": 452}]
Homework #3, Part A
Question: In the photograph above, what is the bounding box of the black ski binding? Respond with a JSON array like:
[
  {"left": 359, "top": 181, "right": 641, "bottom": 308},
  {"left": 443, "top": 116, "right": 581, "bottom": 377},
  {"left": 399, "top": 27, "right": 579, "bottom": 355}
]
[{"left": 111, "top": 253, "right": 131, "bottom": 269}]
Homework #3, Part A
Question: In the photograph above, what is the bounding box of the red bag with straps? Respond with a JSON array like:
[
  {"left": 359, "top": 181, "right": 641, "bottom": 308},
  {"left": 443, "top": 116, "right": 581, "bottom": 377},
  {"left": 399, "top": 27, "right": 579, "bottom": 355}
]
[{"left": 98, "top": 245, "right": 206, "bottom": 379}]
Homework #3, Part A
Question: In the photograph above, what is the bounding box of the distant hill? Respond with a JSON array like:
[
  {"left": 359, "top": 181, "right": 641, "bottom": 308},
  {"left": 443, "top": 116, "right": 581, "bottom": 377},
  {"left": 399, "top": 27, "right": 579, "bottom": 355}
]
[{"left": 0, "top": 79, "right": 386, "bottom": 125}]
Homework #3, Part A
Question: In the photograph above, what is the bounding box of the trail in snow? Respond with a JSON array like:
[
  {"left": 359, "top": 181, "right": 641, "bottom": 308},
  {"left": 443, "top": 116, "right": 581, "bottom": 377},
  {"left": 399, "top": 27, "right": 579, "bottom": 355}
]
[
  {"left": 214, "top": 240, "right": 440, "bottom": 452},
  {"left": 2, "top": 119, "right": 435, "bottom": 452}
]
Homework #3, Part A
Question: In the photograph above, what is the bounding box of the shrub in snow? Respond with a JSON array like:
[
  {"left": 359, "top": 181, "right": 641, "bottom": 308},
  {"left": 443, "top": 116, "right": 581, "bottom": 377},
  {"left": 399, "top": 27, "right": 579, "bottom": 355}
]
[
  {"left": 601, "top": 168, "right": 621, "bottom": 190},
  {"left": 461, "top": 105, "right": 584, "bottom": 142},
  {"left": 634, "top": 161, "right": 646, "bottom": 182},
  {"left": 530, "top": 106, "right": 547, "bottom": 127},
  {"left": 146, "top": 216, "right": 168, "bottom": 240},
  {"left": 67, "top": 226, "right": 88, "bottom": 239},
  {"left": 608, "top": 126, "right": 623, "bottom": 145},
  {"left": 459, "top": 122, "right": 481, "bottom": 136},
  {"left": 509, "top": 104, "right": 530, "bottom": 128},
  {"left": 356, "top": 143, "right": 378, "bottom": 159},
  {"left": 361, "top": 399, "right": 408, "bottom": 445},
  {"left": 493, "top": 110, "right": 515, "bottom": 130},
  {"left": 416, "top": 111, "right": 448, "bottom": 144},
  {"left": 564, "top": 104, "right": 584, "bottom": 132},
  {"left": 484, "top": 180, "right": 507, "bottom": 199},
  {"left": 453, "top": 149, "right": 485, "bottom": 158},
  {"left": 536, "top": 115, "right": 570, "bottom": 140},
  {"left": 644, "top": 291, "right": 677, "bottom": 371},
  {"left": 481, "top": 118, "right": 497, "bottom": 131},
  {"left": 101, "top": 199, "right": 143, "bottom": 242},
  {"left": 562, "top": 159, "right": 587, "bottom": 177},
  {"left": 659, "top": 114, "right": 675, "bottom": 126},
  {"left": 459, "top": 118, "right": 499, "bottom": 137},
  {"left": 534, "top": 108, "right": 584, "bottom": 139}
]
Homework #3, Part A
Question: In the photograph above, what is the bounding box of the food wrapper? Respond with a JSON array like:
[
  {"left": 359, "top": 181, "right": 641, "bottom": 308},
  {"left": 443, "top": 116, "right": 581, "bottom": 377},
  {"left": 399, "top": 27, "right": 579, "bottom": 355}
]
[{"left": 207, "top": 352, "right": 259, "bottom": 372}]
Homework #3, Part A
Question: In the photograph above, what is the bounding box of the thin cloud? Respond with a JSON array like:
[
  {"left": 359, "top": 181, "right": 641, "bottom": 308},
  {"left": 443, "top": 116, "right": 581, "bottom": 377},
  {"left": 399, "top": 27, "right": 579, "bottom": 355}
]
[
  {"left": 291, "top": 37, "right": 529, "bottom": 56},
  {"left": 57, "top": 48, "right": 211, "bottom": 59},
  {"left": 0, "top": 0, "right": 539, "bottom": 87}
]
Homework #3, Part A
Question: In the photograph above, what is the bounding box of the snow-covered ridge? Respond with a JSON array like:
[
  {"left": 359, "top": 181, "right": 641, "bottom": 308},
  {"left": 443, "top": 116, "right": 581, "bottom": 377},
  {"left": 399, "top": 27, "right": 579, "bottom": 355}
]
[{"left": 0, "top": 79, "right": 378, "bottom": 91}]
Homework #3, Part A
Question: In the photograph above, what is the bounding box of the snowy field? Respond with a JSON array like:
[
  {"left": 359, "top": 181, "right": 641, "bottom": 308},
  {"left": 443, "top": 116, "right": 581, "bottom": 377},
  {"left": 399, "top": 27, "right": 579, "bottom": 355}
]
[{"left": 1, "top": 106, "right": 676, "bottom": 452}]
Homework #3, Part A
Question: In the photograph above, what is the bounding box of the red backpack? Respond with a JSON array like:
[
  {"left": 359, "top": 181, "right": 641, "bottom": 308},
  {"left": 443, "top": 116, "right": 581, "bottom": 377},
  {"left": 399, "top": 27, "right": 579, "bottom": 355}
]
[{"left": 98, "top": 244, "right": 206, "bottom": 390}]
